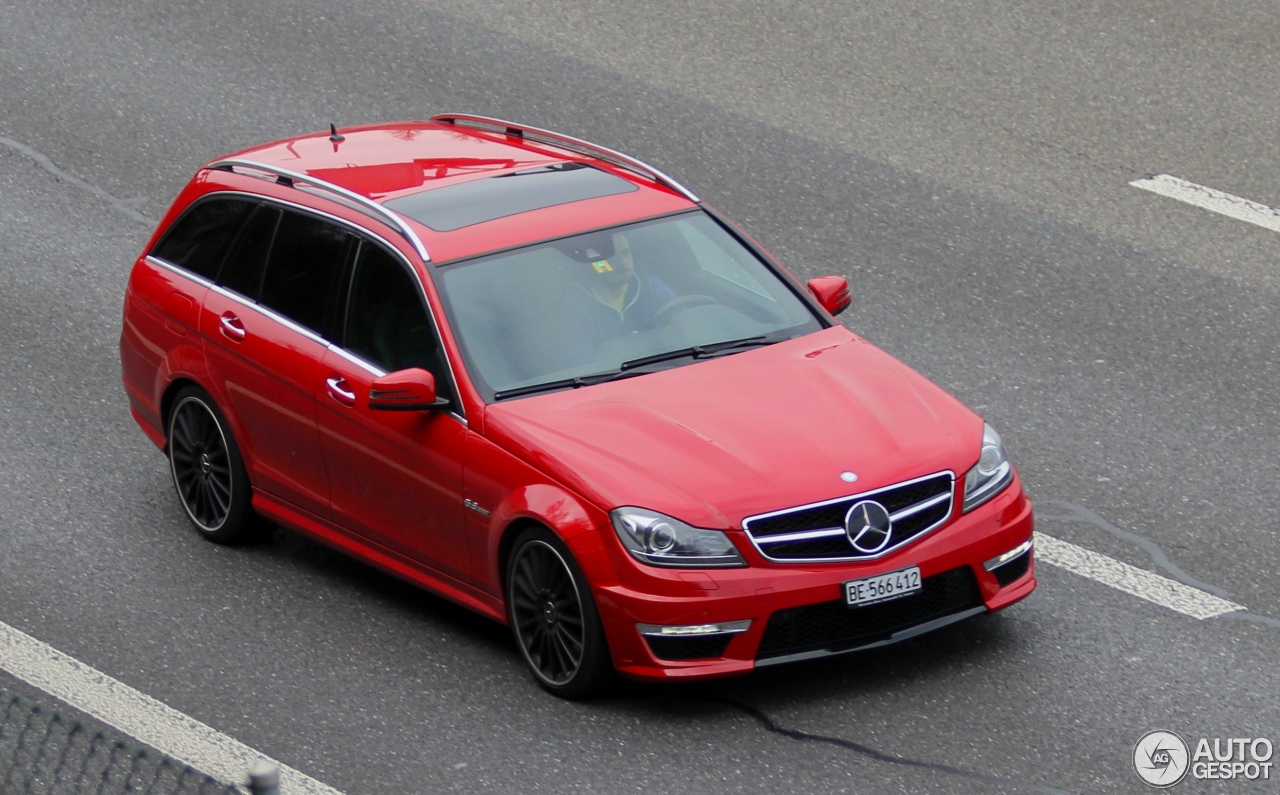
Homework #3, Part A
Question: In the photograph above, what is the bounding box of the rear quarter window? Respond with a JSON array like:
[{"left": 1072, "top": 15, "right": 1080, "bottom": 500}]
[{"left": 151, "top": 198, "right": 256, "bottom": 280}]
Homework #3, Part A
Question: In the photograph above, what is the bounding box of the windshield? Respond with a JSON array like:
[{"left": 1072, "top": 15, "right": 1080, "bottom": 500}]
[{"left": 435, "top": 211, "right": 825, "bottom": 401}]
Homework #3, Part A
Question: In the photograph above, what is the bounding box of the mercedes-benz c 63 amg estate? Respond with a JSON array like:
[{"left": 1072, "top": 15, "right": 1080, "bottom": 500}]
[{"left": 120, "top": 116, "right": 1036, "bottom": 698}]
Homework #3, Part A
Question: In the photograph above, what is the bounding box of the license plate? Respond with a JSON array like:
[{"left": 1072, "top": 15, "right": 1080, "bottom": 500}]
[{"left": 844, "top": 566, "right": 921, "bottom": 607}]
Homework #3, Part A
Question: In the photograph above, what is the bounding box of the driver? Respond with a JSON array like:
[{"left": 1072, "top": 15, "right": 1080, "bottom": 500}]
[{"left": 561, "top": 231, "right": 678, "bottom": 366}]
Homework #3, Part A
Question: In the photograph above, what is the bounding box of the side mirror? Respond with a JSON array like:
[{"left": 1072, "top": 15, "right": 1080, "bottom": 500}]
[
  {"left": 368, "top": 368, "right": 450, "bottom": 411},
  {"left": 807, "top": 275, "right": 851, "bottom": 317}
]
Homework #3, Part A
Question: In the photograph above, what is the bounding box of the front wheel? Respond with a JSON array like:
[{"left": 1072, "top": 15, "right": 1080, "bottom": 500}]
[
  {"left": 167, "top": 385, "right": 264, "bottom": 544},
  {"left": 506, "top": 527, "right": 613, "bottom": 699}
]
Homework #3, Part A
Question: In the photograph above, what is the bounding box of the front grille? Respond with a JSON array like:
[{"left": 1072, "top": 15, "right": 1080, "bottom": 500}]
[
  {"left": 645, "top": 634, "right": 734, "bottom": 660},
  {"left": 757, "top": 566, "right": 983, "bottom": 659},
  {"left": 992, "top": 550, "right": 1032, "bottom": 586},
  {"left": 744, "top": 472, "right": 954, "bottom": 562}
]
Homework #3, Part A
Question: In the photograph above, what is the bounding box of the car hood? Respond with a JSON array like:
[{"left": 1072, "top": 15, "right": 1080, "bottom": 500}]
[{"left": 483, "top": 326, "right": 982, "bottom": 528}]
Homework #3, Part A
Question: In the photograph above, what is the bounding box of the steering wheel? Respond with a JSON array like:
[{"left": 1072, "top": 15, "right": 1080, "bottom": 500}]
[{"left": 651, "top": 294, "right": 716, "bottom": 325}]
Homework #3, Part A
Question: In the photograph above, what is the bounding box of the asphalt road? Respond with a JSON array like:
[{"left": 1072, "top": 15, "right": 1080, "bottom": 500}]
[{"left": 1, "top": 1, "right": 1277, "bottom": 793}]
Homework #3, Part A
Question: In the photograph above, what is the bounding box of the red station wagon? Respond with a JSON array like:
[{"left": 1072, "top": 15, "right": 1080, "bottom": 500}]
[{"left": 120, "top": 115, "right": 1036, "bottom": 697}]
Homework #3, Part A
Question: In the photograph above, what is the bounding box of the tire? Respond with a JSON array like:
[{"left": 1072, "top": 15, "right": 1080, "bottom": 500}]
[
  {"left": 506, "top": 526, "right": 614, "bottom": 699},
  {"left": 166, "top": 385, "right": 264, "bottom": 544}
]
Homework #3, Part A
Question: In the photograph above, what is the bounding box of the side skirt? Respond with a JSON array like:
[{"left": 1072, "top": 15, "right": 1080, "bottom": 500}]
[{"left": 252, "top": 492, "right": 508, "bottom": 625}]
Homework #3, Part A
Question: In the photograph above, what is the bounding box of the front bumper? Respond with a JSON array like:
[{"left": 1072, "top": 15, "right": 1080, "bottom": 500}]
[{"left": 576, "top": 474, "right": 1036, "bottom": 682}]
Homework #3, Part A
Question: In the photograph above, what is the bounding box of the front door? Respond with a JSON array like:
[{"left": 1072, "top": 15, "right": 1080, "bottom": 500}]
[{"left": 315, "top": 240, "right": 471, "bottom": 582}]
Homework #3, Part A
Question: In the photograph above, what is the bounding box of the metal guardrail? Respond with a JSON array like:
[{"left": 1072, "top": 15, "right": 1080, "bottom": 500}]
[{"left": 0, "top": 688, "right": 282, "bottom": 795}]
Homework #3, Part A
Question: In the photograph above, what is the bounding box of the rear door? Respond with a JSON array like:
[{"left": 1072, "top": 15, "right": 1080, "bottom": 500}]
[
  {"left": 315, "top": 239, "right": 472, "bottom": 582},
  {"left": 199, "top": 204, "right": 353, "bottom": 519},
  {"left": 122, "top": 197, "right": 255, "bottom": 427}
]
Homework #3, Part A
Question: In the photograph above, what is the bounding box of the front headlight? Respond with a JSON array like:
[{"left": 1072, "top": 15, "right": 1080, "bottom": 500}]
[
  {"left": 962, "top": 423, "right": 1014, "bottom": 512},
  {"left": 610, "top": 507, "right": 746, "bottom": 568}
]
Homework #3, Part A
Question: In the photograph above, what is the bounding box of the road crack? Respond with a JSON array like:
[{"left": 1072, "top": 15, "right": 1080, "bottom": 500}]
[
  {"left": 1038, "top": 500, "right": 1279, "bottom": 630},
  {"left": 0, "top": 134, "right": 154, "bottom": 225},
  {"left": 718, "top": 699, "right": 1077, "bottom": 795},
  {"left": 1038, "top": 500, "right": 1229, "bottom": 597}
]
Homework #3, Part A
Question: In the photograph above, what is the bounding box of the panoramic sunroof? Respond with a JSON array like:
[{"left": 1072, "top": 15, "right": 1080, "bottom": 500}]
[{"left": 384, "top": 162, "right": 638, "bottom": 233}]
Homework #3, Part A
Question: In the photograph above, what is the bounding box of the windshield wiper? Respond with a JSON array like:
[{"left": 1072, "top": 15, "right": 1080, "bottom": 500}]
[
  {"left": 494, "top": 336, "right": 782, "bottom": 400},
  {"left": 493, "top": 369, "right": 645, "bottom": 400},
  {"left": 619, "top": 335, "right": 775, "bottom": 371}
]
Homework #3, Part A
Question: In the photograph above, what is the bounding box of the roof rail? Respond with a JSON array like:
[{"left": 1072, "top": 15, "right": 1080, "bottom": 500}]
[
  {"left": 207, "top": 159, "right": 431, "bottom": 262},
  {"left": 431, "top": 114, "right": 700, "bottom": 204}
]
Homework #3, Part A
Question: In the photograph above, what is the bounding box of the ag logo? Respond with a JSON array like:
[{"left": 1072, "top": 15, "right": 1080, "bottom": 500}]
[{"left": 1134, "top": 731, "right": 1189, "bottom": 788}]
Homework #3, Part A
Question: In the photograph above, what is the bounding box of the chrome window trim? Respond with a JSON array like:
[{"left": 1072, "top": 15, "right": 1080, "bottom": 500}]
[
  {"left": 206, "top": 285, "right": 470, "bottom": 427},
  {"left": 146, "top": 255, "right": 215, "bottom": 289},
  {"left": 208, "top": 283, "right": 329, "bottom": 346},
  {"left": 149, "top": 190, "right": 469, "bottom": 425},
  {"left": 742, "top": 470, "right": 956, "bottom": 564},
  {"left": 208, "top": 159, "right": 431, "bottom": 262},
  {"left": 326, "top": 344, "right": 384, "bottom": 377},
  {"left": 149, "top": 191, "right": 393, "bottom": 279},
  {"left": 348, "top": 372, "right": 467, "bottom": 424},
  {"left": 336, "top": 237, "right": 468, "bottom": 426},
  {"left": 431, "top": 113, "right": 700, "bottom": 203},
  {"left": 324, "top": 344, "right": 467, "bottom": 426}
]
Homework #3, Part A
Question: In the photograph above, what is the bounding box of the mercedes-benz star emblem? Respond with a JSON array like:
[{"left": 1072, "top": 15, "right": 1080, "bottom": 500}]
[{"left": 845, "top": 500, "right": 893, "bottom": 554}]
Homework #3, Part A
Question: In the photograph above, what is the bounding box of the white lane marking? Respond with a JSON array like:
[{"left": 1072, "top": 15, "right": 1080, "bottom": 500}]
[
  {"left": 0, "top": 620, "right": 343, "bottom": 795},
  {"left": 1129, "top": 174, "right": 1280, "bottom": 234},
  {"left": 1034, "top": 532, "right": 1244, "bottom": 620}
]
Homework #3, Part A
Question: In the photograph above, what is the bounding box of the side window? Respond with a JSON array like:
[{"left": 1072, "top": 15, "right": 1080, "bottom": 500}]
[
  {"left": 151, "top": 198, "right": 255, "bottom": 280},
  {"left": 218, "top": 205, "right": 281, "bottom": 300},
  {"left": 344, "top": 242, "right": 453, "bottom": 400},
  {"left": 258, "top": 210, "right": 353, "bottom": 337}
]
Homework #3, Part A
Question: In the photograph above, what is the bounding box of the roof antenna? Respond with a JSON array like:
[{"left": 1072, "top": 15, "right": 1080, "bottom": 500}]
[{"left": 329, "top": 123, "right": 345, "bottom": 152}]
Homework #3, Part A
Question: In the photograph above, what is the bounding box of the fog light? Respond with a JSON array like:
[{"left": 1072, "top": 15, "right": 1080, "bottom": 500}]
[
  {"left": 636, "top": 620, "right": 751, "bottom": 637},
  {"left": 983, "top": 539, "right": 1033, "bottom": 571}
]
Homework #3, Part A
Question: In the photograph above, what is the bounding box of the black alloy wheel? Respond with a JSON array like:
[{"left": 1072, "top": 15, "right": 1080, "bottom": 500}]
[
  {"left": 507, "top": 527, "right": 612, "bottom": 699},
  {"left": 167, "top": 385, "right": 262, "bottom": 544}
]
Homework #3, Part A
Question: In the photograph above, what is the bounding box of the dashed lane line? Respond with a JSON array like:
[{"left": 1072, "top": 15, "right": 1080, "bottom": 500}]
[
  {"left": 1034, "top": 532, "right": 1244, "bottom": 620},
  {"left": 0, "top": 620, "right": 343, "bottom": 795},
  {"left": 1129, "top": 174, "right": 1280, "bottom": 234}
]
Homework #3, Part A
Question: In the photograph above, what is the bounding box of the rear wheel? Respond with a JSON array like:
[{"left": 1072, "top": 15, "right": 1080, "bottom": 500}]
[
  {"left": 167, "top": 385, "right": 263, "bottom": 544},
  {"left": 506, "top": 527, "right": 613, "bottom": 699}
]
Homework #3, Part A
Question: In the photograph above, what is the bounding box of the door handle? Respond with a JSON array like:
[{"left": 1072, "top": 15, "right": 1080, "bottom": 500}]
[
  {"left": 219, "top": 311, "right": 246, "bottom": 342},
  {"left": 326, "top": 375, "right": 357, "bottom": 406}
]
